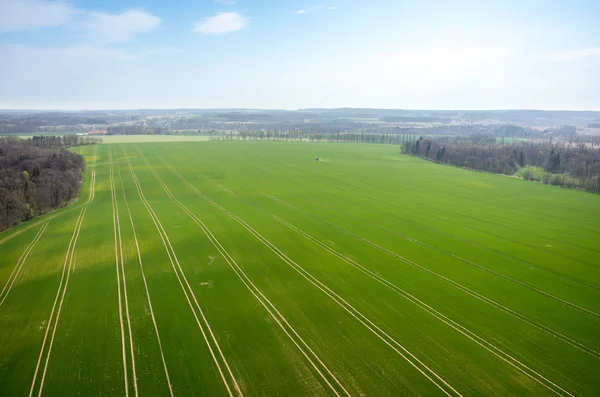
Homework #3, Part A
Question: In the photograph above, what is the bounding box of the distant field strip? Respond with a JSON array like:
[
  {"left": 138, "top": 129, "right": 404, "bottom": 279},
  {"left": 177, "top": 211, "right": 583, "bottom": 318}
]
[
  {"left": 109, "top": 146, "right": 138, "bottom": 397},
  {"left": 137, "top": 150, "right": 351, "bottom": 397},
  {"left": 123, "top": 147, "right": 243, "bottom": 397},
  {"left": 29, "top": 168, "right": 96, "bottom": 397},
  {"left": 200, "top": 175, "right": 573, "bottom": 396},
  {"left": 116, "top": 153, "right": 174, "bottom": 397},
  {"left": 159, "top": 156, "right": 463, "bottom": 397},
  {"left": 260, "top": 191, "right": 600, "bottom": 360},
  {"left": 0, "top": 222, "right": 49, "bottom": 308}
]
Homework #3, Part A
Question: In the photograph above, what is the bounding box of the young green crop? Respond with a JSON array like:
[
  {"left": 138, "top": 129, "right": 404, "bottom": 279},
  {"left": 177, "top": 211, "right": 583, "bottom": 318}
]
[{"left": 1, "top": 141, "right": 598, "bottom": 396}]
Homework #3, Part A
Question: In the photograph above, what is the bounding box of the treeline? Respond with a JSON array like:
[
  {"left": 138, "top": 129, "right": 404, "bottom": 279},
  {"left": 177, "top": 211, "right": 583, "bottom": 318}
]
[
  {"left": 209, "top": 130, "right": 421, "bottom": 144},
  {"left": 106, "top": 122, "right": 552, "bottom": 139},
  {"left": 202, "top": 123, "right": 545, "bottom": 137},
  {"left": 30, "top": 135, "right": 102, "bottom": 148},
  {"left": 403, "top": 136, "right": 600, "bottom": 193},
  {"left": 0, "top": 125, "right": 92, "bottom": 134},
  {"left": 201, "top": 125, "right": 598, "bottom": 141},
  {"left": 0, "top": 136, "right": 98, "bottom": 231}
]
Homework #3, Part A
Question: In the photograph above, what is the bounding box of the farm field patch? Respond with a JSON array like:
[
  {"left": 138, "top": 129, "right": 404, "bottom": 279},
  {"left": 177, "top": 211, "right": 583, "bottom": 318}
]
[{"left": 1, "top": 141, "right": 599, "bottom": 396}]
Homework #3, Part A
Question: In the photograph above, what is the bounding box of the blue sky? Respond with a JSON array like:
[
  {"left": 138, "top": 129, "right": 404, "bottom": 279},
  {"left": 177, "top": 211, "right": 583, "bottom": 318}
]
[{"left": 1, "top": 0, "right": 599, "bottom": 110}]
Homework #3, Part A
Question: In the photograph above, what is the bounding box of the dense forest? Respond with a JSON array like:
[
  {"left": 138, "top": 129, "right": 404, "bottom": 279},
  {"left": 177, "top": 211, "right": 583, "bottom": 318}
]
[
  {"left": 402, "top": 136, "right": 600, "bottom": 193},
  {"left": 0, "top": 136, "right": 99, "bottom": 231}
]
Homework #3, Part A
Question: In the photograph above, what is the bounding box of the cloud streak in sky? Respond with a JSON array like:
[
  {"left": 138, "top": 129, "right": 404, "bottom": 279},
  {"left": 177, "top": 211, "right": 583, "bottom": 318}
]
[
  {"left": 0, "top": 0, "right": 75, "bottom": 31},
  {"left": 76, "top": 9, "right": 161, "bottom": 43},
  {"left": 194, "top": 12, "right": 248, "bottom": 35},
  {"left": 0, "top": 1, "right": 161, "bottom": 43}
]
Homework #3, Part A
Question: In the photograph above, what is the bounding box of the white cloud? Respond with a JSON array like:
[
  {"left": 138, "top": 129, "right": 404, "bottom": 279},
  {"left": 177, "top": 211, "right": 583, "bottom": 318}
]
[
  {"left": 76, "top": 9, "right": 161, "bottom": 43},
  {"left": 552, "top": 47, "right": 600, "bottom": 62},
  {"left": 194, "top": 12, "right": 248, "bottom": 35},
  {"left": 296, "top": 4, "right": 337, "bottom": 15},
  {"left": 215, "top": 0, "right": 236, "bottom": 4},
  {"left": 0, "top": 0, "right": 74, "bottom": 31}
]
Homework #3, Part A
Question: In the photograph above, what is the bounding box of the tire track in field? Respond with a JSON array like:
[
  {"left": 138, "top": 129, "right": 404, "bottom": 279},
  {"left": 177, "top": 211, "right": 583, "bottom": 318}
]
[
  {"left": 0, "top": 222, "right": 50, "bottom": 308},
  {"left": 0, "top": 217, "right": 56, "bottom": 246},
  {"left": 116, "top": 152, "right": 174, "bottom": 397},
  {"left": 109, "top": 146, "right": 139, "bottom": 397},
  {"left": 289, "top": 195, "right": 600, "bottom": 318},
  {"left": 92, "top": 144, "right": 98, "bottom": 168},
  {"left": 29, "top": 167, "right": 96, "bottom": 397},
  {"left": 201, "top": 175, "right": 577, "bottom": 396},
  {"left": 157, "top": 156, "right": 462, "bottom": 397},
  {"left": 136, "top": 152, "right": 351, "bottom": 397},
  {"left": 122, "top": 146, "right": 242, "bottom": 397},
  {"left": 260, "top": 191, "right": 600, "bottom": 361}
]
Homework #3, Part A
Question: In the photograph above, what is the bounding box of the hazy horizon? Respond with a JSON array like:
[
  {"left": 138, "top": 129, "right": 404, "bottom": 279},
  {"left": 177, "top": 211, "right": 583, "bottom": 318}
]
[
  {"left": 2, "top": 107, "right": 600, "bottom": 112},
  {"left": 1, "top": 0, "right": 599, "bottom": 110}
]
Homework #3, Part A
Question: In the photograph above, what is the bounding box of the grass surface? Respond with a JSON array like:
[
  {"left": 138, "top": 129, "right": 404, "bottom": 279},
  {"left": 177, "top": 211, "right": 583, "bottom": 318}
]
[
  {"left": 99, "top": 135, "right": 210, "bottom": 143},
  {"left": 0, "top": 141, "right": 599, "bottom": 396}
]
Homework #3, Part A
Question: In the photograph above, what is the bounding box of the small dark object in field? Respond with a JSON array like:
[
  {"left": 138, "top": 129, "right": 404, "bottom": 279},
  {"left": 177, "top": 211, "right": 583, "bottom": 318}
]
[{"left": 315, "top": 157, "right": 319, "bottom": 161}]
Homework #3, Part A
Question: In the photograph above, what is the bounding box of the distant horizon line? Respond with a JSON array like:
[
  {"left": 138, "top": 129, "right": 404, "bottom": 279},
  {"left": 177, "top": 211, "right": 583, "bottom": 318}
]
[{"left": 1, "top": 107, "right": 600, "bottom": 113}]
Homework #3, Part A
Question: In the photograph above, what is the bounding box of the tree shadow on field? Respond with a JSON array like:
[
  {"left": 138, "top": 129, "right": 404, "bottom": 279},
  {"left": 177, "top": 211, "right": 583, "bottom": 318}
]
[{"left": 0, "top": 339, "right": 42, "bottom": 395}]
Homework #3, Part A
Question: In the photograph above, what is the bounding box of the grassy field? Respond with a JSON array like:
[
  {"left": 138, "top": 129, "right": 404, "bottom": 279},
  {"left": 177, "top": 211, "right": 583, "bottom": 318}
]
[
  {"left": 0, "top": 141, "right": 599, "bottom": 396},
  {"left": 99, "top": 135, "right": 210, "bottom": 143},
  {"left": 9, "top": 135, "right": 211, "bottom": 143}
]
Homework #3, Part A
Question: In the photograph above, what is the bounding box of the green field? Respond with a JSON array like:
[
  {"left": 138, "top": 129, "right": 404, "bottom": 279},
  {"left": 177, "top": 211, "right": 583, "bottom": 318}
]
[
  {"left": 99, "top": 135, "right": 210, "bottom": 143},
  {"left": 1, "top": 141, "right": 599, "bottom": 396}
]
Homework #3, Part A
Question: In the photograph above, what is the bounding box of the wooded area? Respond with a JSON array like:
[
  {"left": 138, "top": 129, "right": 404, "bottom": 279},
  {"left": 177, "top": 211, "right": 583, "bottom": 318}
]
[
  {"left": 0, "top": 136, "right": 99, "bottom": 231},
  {"left": 403, "top": 136, "right": 600, "bottom": 193}
]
